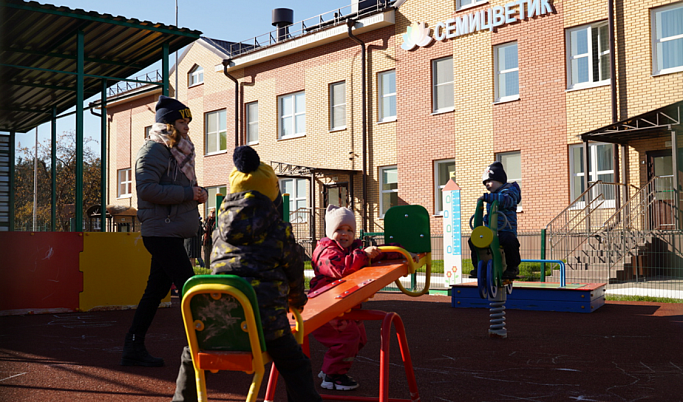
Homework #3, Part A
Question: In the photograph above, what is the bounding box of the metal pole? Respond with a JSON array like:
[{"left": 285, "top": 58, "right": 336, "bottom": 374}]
[
  {"left": 51, "top": 107, "right": 57, "bottom": 231},
  {"left": 100, "top": 79, "right": 108, "bottom": 232},
  {"left": 9, "top": 131, "right": 15, "bottom": 231},
  {"left": 672, "top": 129, "right": 679, "bottom": 231},
  {"left": 540, "top": 229, "right": 546, "bottom": 282},
  {"left": 175, "top": 0, "right": 178, "bottom": 99},
  {"left": 75, "top": 29, "right": 84, "bottom": 231},
  {"left": 33, "top": 127, "right": 38, "bottom": 231},
  {"left": 162, "top": 42, "right": 169, "bottom": 96}
]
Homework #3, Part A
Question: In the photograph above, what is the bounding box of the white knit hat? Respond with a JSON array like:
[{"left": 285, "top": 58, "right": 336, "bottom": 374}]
[{"left": 325, "top": 205, "right": 356, "bottom": 238}]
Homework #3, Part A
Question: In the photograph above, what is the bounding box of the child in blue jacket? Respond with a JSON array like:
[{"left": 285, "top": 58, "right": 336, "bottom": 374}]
[{"left": 470, "top": 161, "right": 521, "bottom": 280}]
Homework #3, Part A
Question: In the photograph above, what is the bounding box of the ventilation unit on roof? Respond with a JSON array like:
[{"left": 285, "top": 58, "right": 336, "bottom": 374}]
[
  {"left": 352, "top": 0, "right": 380, "bottom": 14},
  {"left": 272, "top": 8, "right": 294, "bottom": 42}
]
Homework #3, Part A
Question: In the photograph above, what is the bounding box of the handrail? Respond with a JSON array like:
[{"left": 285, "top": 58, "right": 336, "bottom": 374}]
[{"left": 226, "top": 0, "right": 392, "bottom": 58}]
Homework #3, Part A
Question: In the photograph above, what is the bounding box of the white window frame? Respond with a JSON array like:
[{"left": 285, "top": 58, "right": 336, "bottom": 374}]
[
  {"left": 246, "top": 102, "right": 259, "bottom": 145},
  {"left": 205, "top": 109, "right": 227, "bottom": 155},
  {"left": 280, "top": 178, "right": 308, "bottom": 223},
  {"left": 496, "top": 151, "right": 522, "bottom": 211},
  {"left": 432, "top": 57, "right": 454, "bottom": 113},
  {"left": 117, "top": 168, "right": 132, "bottom": 199},
  {"left": 329, "top": 81, "right": 347, "bottom": 131},
  {"left": 378, "top": 70, "right": 397, "bottom": 123},
  {"left": 206, "top": 185, "right": 227, "bottom": 216},
  {"left": 566, "top": 21, "right": 611, "bottom": 90},
  {"left": 651, "top": 2, "right": 683, "bottom": 76},
  {"left": 188, "top": 65, "right": 204, "bottom": 87},
  {"left": 569, "top": 143, "right": 615, "bottom": 208},
  {"left": 456, "top": 0, "right": 488, "bottom": 11},
  {"left": 434, "top": 159, "right": 455, "bottom": 216},
  {"left": 278, "top": 92, "right": 306, "bottom": 139},
  {"left": 494, "top": 42, "right": 520, "bottom": 103},
  {"left": 379, "top": 165, "right": 398, "bottom": 218}
]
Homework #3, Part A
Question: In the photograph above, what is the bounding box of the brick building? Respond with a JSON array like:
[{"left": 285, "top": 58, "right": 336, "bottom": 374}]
[{"left": 106, "top": 0, "right": 683, "bottom": 271}]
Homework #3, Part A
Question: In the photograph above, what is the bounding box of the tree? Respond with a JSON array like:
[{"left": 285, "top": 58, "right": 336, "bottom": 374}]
[{"left": 14, "top": 131, "right": 102, "bottom": 231}]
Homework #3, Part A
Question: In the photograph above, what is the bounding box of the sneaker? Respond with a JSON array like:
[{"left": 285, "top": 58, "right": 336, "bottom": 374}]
[{"left": 320, "top": 373, "right": 359, "bottom": 391}]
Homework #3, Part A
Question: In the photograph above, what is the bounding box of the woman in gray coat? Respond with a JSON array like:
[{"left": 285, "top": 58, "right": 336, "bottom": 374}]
[{"left": 120, "top": 96, "right": 207, "bottom": 367}]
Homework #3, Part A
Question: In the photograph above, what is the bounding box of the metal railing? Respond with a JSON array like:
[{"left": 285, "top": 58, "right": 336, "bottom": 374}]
[
  {"left": 601, "top": 176, "right": 678, "bottom": 280},
  {"left": 546, "top": 181, "right": 637, "bottom": 269},
  {"left": 226, "top": 0, "right": 393, "bottom": 58},
  {"left": 107, "top": 70, "right": 162, "bottom": 98}
]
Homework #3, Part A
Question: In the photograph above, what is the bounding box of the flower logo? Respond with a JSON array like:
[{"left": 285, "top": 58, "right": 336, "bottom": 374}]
[{"left": 401, "top": 22, "right": 433, "bottom": 51}]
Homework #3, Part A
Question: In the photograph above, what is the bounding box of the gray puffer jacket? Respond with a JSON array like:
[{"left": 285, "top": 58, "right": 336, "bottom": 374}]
[{"left": 135, "top": 139, "right": 198, "bottom": 238}]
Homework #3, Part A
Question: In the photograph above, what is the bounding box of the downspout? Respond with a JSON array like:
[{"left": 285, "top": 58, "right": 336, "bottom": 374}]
[
  {"left": 347, "top": 18, "right": 368, "bottom": 233},
  {"left": 223, "top": 60, "right": 240, "bottom": 147},
  {"left": 608, "top": 0, "right": 623, "bottom": 210}
]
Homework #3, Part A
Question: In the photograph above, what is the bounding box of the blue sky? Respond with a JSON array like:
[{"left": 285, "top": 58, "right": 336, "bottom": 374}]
[{"left": 18, "top": 0, "right": 351, "bottom": 153}]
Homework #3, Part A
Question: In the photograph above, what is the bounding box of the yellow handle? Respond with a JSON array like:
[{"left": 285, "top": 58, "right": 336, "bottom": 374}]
[
  {"left": 290, "top": 307, "right": 304, "bottom": 344},
  {"left": 377, "top": 246, "right": 431, "bottom": 297}
]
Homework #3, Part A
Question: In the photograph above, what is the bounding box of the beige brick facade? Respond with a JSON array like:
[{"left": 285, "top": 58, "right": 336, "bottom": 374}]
[{"left": 106, "top": 0, "right": 683, "bottom": 239}]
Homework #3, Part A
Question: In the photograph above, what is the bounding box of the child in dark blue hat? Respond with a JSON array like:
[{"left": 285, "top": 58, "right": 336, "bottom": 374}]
[{"left": 470, "top": 161, "right": 522, "bottom": 280}]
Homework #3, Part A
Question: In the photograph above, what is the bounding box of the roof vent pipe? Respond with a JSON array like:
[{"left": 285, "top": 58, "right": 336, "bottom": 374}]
[{"left": 272, "top": 8, "right": 293, "bottom": 42}]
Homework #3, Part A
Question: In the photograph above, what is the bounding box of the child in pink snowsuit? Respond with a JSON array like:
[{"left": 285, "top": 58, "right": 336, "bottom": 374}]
[{"left": 310, "top": 205, "right": 403, "bottom": 391}]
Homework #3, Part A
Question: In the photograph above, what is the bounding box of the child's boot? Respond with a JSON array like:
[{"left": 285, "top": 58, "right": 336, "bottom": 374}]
[{"left": 321, "top": 373, "right": 359, "bottom": 391}]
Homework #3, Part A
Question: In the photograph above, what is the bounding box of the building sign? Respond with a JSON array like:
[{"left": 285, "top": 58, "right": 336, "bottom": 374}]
[{"left": 402, "top": 0, "right": 554, "bottom": 51}]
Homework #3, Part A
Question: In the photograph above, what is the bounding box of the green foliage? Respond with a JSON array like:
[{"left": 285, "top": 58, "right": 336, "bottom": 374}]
[
  {"left": 193, "top": 266, "right": 211, "bottom": 275},
  {"left": 14, "top": 130, "right": 101, "bottom": 231}
]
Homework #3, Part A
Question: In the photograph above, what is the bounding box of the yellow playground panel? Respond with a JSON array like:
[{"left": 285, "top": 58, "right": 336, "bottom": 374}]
[{"left": 79, "top": 232, "right": 170, "bottom": 311}]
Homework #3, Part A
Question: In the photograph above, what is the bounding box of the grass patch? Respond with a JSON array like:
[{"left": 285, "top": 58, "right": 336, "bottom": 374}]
[
  {"left": 606, "top": 295, "right": 682, "bottom": 303},
  {"left": 415, "top": 259, "right": 561, "bottom": 281}
]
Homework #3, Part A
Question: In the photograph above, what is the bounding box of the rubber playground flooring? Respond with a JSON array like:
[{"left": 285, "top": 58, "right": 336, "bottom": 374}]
[{"left": 1, "top": 292, "right": 682, "bottom": 402}]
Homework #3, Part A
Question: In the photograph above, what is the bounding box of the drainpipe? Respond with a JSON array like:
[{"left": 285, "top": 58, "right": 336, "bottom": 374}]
[
  {"left": 608, "top": 0, "right": 623, "bottom": 211},
  {"left": 347, "top": 18, "right": 368, "bottom": 233},
  {"left": 223, "top": 60, "right": 240, "bottom": 147}
]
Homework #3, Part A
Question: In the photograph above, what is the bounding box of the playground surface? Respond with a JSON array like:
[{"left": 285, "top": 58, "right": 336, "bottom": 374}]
[{"left": 1, "top": 292, "right": 682, "bottom": 402}]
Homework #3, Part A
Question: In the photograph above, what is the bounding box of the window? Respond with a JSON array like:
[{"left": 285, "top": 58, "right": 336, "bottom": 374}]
[
  {"left": 330, "top": 81, "right": 346, "bottom": 130},
  {"left": 189, "top": 65, "right": 204, "bottom": 86},
  {"left": 206, "top": 186, "right": 227, "bottom": 216},
  {"left": 246, "top": 102, "right": 258, "bottom": 144},
  {"left": 434, "top": 160, "right": 455, "bottom": 215},
  {"left": 280, "top": 178, "right": 307, "bottom": 222},
  {"left": 457, "top": 0, "right": 487, "bottom": 10},
  {"left": 144, "top": 125, "right": 152, "bottom": 139},
  {"left": 569, "top": 143, "right": 615, "bottom": 206},
  {"left": 652, "top": 3, "right": 683, "bottom": 75},
  {"left": 278, "top": 92, "right": 306, "bottom": 139},
  {"left": 378, "top": 70, "right": 396, "bottom": 122},
  {"left": 497, "top": 151, "right": 522, "bottom": 210},
  {"left": 380, "top": 166, "right": 398, "bottom": 217},
  {"left": 566, "top": 22, "right": 610, "bottom": 89},
  {"left": 432, "top": 57, "right": 454, "bottom": 113},
  {"left": 494, "top": 42, "right": 519, "bottom": 102},
  {"left": 117, "top": 168, "right": 132, "bottom": 198},
  {"left": 205, "top": 110, "right": 227, "bottom": 154}
]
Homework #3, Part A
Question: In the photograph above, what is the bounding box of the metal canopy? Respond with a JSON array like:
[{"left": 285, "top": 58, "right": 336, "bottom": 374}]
[
  {"left": 580, "top": 100, "right": 683, "bottom": 145},
  {"left": 0, "top": 0, "right": 202, "bottom": 133}
]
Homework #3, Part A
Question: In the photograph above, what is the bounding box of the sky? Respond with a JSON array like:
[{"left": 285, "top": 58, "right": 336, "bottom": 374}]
[{"left": 17, "top": 0, "right": 352, "bottom": 154}]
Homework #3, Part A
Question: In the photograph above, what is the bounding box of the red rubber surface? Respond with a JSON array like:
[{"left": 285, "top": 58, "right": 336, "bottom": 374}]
[{"left": 1, "top": 293, "right": 682, "bottom": 401}]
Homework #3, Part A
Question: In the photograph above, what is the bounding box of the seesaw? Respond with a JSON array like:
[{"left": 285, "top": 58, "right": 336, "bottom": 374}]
[{"left": 180, "top": 205, "right": 432, "bottom": 402}]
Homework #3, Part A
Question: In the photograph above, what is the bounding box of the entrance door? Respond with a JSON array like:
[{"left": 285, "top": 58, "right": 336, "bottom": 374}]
[
  {"left": 647, "top": 150, "right": 674, "bottom": 230},
  {"left": 323, "top": 183, "right": 349, "bottom": 208}
]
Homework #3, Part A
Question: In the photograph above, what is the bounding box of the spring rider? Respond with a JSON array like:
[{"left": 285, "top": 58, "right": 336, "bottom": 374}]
[{"left": 470, "top": 198, "right": 514, "bottom": 338}]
